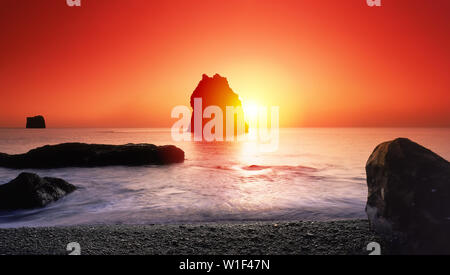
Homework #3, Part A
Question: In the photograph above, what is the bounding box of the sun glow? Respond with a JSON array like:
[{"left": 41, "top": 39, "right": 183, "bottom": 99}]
[
  {"left": 242, "top": 102, "right": 259, "bottom": 123},
  {"left": 242, "top": 101, "right": 263, "bottom": 134}
]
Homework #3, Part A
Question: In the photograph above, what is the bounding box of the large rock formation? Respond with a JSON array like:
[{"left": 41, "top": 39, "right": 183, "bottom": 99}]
[
  {"left": 26, "top": 115, "right": 46, "bottom": 128},
  {"left": 366, "top": 138, "right": 450, "bottom": 254},
  {"left": 0, "top": 143, "right": 185, "bottom": 168},
  {"left": 189, "top": 74, "right": 248, "bottom": 136},
  {"left": 0, "top": 172, "right": 76, "bottom": 210}
]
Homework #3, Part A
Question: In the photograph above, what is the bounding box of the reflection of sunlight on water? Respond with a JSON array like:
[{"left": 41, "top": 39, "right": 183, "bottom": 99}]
[
  {"left": 238, "top": 138, "right": 264, "bottom": 165},
  {"left": 232, "top": 164, "right": 273, "bottom": 177}
]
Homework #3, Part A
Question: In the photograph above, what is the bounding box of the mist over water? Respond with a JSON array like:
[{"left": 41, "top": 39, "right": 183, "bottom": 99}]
[{"left": 0, "top": 128, "right": 449, "bottom": 228}]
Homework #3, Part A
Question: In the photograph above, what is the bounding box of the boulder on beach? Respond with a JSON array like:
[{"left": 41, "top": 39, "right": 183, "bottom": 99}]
[
  {"left": 189, "top": 74, "right": 249, "bottom": 135},
  {"left": 366, "top": 138, "right": 450, "bottom": 254},
  {"left": 0, "top": 172, "right": 76, "bottom": 210},
  {"left": 0, "top": 143, "right": 185, "bottom": 169},
  {"left": 26, "top": 115, "right": 46, "bottom": 128}
]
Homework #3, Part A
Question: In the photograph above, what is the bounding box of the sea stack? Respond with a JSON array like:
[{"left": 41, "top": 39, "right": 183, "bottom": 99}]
[
  {"left": 189, "top": 74, "right": 248, "bottom": 136},
  {"left": 366, "top": 138, "right": 450, "bottom": 254},
  {"left": 26, "top": 115, "right": 46, "bottom": 128}
]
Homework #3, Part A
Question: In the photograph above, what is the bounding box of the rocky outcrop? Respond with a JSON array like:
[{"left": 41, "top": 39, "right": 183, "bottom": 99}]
[
  {"left": 0, "top": 143, "right": 185, "bottom": 168},
  {"left": 26, "top": 115, "right": 46, "bottom": 128},
  {"left": 366, "top": 138, "right": 450, "bottom": 254},
  {"left": 0, "top": 172, "right": 76, "bottom": 210},
  {"left": 189, "top": 74, "right": 248, "bottom": 136}
]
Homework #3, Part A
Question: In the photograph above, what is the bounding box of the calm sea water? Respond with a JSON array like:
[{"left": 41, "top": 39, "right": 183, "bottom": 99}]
[{"left": 0, "top": 128, "right": 448, "bottom": 228}]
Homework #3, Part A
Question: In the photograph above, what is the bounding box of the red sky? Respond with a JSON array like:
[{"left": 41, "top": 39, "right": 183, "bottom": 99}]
[{"left": 0, "top": 0, "right": 449, "bottom": 127}]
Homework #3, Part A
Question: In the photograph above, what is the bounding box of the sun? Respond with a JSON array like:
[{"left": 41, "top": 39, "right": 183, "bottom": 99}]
[{"left": 242, "top": 101, "right": 261, "bottom": 128}]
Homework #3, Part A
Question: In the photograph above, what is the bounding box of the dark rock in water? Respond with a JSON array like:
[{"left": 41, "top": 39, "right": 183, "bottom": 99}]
[
  {"left": 0, "top": 172, "right": 76, "bottom": 210},
  {"left": 366, "top": 138, "right": 450, "bottom": 254},
  {"left": 26, "top": 115, "right": 46, "bottom": 128},
  {"left": 189, "top": 74, "right": 249, "bottom": 136},
  {"left": 0, "top": 143, "right": 185, "bottom": 169}
]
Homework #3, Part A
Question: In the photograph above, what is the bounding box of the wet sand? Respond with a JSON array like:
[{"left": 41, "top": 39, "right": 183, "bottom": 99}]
[{"left": 0, "top": 219, "right": 386, "bottom": 255}]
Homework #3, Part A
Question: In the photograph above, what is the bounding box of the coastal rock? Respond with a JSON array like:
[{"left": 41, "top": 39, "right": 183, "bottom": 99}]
[
  {"left": 0, "top": 143, "right": 185, "bottom": 168},
  {"left": 0, "top": 172, "right": 76, "bottom": 210},
  {"left": 189, "top": 74, "right": 248, "bottom": 135},
  {"left": 26, "top": 115, "right": 46, "bottom": 128},
  {"left": 366, "top": 138, "right": 450, "bottom": 254}
]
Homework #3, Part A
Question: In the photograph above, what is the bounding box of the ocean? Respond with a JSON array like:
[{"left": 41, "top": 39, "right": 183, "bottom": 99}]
[{"left": 0, "top": 128, "right": 449, "bottom": 228}]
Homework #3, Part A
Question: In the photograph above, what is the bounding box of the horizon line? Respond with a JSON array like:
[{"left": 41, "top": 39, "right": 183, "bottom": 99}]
[{"left": 1, "top": 126, "right": 450, "bottom": 129}]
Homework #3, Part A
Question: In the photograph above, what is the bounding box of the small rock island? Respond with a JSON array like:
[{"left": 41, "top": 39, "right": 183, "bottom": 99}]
[
  {"left": 26, "top": 115, "right": 46, "bottom": 128},
  {"left": 0, "top": 142, "right": 185, "bottom": 168}
]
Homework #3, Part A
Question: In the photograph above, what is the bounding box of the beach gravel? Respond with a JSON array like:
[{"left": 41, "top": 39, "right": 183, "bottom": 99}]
[{"left": 0, "top": 219, "right": 386, "bottom": 255}]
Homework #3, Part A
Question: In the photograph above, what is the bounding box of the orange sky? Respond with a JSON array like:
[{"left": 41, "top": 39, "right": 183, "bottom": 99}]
[{"left": 0, "top": 0, "right": 449, "bottom": 128}]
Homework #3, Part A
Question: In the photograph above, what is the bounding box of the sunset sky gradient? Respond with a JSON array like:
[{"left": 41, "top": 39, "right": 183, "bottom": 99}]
[{"left": 1, "top": 0, "right": 449, "bottom": 127}]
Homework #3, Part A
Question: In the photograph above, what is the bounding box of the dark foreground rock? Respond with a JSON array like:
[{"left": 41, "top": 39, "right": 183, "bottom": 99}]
[
  {"left": 366, "top": 138, "right": 450, "bottom": 254},
  {"left": 26, "top": 115, "right": 46, "bottom": 128},
  {"left": 0, "top": 220, "right": 384, "bottom": 255},
  {"left": 0, "top": 143, "right": 185, "bottom": 168},
  {"left": 0, "top": 172, "right": 76, "bottom": 210}
]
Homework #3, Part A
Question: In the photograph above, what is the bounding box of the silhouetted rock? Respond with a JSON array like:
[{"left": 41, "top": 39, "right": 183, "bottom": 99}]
[
  {"left": 366, "top": 138, "right": 450, "bottom": 254},
  {"left": 26, "top": 115, "right": 46, "bottom": 128},
  {"left": 189, "top": 74, "right": 248, "bottom": 136},
  {"left": 0, "top": 172, "right": 76, "bottom": 210},
  {"left": 0, "top": 143, "right": 185, "bottom": 169}
]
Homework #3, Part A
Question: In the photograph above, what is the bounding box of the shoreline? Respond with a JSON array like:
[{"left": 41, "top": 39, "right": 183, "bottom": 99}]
[{"left": 0, "top": 219, "right": 385, "bottom": 255}]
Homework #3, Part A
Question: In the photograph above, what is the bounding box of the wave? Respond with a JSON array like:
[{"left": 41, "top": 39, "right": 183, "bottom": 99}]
[{"left": 241, "top": 164, "right": 318, "bottom": 172}]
